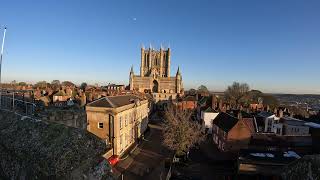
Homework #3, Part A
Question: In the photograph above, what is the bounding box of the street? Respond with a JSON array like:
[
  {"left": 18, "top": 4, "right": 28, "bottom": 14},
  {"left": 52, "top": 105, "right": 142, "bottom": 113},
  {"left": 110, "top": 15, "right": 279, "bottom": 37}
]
[{"left": 113, "top": 114, "right": 173, "bottom": 180}]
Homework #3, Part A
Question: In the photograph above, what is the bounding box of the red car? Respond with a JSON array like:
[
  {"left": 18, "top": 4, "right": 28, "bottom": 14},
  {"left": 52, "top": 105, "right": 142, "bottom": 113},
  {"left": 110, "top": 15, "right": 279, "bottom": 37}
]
[{"left": 108, "top": 155, "right": 119, "bottom": 166}]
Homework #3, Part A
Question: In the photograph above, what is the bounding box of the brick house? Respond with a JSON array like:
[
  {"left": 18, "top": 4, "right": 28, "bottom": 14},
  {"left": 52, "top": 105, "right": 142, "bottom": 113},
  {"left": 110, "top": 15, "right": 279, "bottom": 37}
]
[
  {"left": 212, "top": 112, "right": 255, "bottom": 152},
  {"left": 176, "top": 95, "right": 197, "bottom": 111}
]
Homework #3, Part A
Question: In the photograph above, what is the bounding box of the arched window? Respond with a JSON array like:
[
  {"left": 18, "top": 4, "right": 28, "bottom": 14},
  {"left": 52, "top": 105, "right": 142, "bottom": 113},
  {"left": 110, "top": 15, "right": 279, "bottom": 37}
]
[{"left": 152, "top": 80, "right": 159, "bottom": 93}]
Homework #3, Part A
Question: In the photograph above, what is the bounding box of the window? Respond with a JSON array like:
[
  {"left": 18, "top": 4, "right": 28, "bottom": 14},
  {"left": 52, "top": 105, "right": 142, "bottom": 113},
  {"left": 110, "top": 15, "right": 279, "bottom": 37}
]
[
  {"left": 130, "top": 113, "right": 133, "bottom": 123},
  {"left": 120, "top": 134, "right": 123, "bottom": 151},
  {"left": 131, "top": 128, "right": 134, "bottom": 141},
  {"left": 125, "top": 115, "right": 128, "bottom": 126},
  {"left": 98, "top": 122, "right": 103, "bottom": 129},
  {"left": 125, "top": 134, "right": 128, "bottom": 147},
  {"left": 120, "top": 116, "right": 123, "bottom": 129}
]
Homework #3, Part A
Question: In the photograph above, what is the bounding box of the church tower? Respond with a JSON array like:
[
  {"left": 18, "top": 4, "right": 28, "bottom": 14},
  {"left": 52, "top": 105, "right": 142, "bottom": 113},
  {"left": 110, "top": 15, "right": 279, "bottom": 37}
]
[
  {"left": 139, "top": 46, "right": 171, "bottom": 78},
  {"left": 130, "top": 46, "right": 183, "bottom": 100}
]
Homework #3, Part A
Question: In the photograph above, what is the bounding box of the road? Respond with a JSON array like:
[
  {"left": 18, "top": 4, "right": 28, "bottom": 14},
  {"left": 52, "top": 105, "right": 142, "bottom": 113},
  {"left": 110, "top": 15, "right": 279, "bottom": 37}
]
[{"left": 113, "top": 114, "right": 173, "bottom": 180}]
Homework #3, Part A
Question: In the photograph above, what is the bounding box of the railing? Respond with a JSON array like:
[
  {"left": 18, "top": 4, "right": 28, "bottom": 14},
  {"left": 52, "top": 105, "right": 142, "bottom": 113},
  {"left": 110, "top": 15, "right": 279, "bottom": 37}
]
[{"left": 0, "top": 92, "right": 36, "bottom": 117}]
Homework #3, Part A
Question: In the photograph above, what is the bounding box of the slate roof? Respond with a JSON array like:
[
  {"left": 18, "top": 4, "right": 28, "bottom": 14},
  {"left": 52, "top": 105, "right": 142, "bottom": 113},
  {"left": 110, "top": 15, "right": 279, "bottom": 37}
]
[
  {"left": 203, "top": 107, "right": 217, "bottom": 113},
  {"left": 213, "top": 112, "right": 239, "bottom": 132},
  {"left": 281, "top": 117, "right": 307, "bottom": 126},
  {"left": 258, "top": 111, "right": 274, "bottom": 118},
  {"left": 227, "top": 110, "right": 253, "bottom": 118},
  {"left": 88, "top": 95, "right": 142, "bottom": 108},
  {"left": 255, "top": 116, "right": 265, "bottom": 127},
  {"left": 198, "top": 96, "right": 209, "bottom": 105}
]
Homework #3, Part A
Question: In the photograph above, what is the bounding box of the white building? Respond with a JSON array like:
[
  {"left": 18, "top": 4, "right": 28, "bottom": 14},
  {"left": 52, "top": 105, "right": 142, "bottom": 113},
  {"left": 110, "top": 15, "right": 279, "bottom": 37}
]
[
  {"left": 257, "top": 111, "right": 281, "bottom": 133},
  {"left": 201, "top": 107, "right": 219, "bottom": 134},
  {"left": 281, "top": 117, "right": 309, "bottom": 136}
]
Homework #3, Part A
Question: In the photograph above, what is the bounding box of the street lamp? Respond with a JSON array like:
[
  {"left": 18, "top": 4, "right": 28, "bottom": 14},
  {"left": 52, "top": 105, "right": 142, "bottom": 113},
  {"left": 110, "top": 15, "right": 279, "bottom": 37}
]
[{"left": 0, "top": 27, "right": 7, "bottom": 107}]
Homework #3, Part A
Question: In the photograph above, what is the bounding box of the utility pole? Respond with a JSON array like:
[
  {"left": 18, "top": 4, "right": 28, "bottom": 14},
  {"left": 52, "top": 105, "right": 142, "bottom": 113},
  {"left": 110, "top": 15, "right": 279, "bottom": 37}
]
[{"left": 0, "top": 27, "right": 7, "bottom": 107}]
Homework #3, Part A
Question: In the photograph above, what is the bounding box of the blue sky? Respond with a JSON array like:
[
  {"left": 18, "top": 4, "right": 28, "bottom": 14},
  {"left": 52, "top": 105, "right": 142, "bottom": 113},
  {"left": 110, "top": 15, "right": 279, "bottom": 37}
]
[{"left": 0, "top": 0, "right": 320, "bottom": 94}]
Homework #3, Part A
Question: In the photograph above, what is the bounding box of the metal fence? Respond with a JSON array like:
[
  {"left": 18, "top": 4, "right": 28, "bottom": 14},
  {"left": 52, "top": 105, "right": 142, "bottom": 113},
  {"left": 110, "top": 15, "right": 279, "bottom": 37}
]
[{"left": 0, "top": 92, "right": 36, "bottom": 116}]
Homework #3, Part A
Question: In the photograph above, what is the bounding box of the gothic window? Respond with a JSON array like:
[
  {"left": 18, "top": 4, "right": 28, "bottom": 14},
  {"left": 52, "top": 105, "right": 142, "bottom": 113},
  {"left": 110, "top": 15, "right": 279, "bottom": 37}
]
[{"left": 152, "top": 80, "right": 159, "bottom": 93}]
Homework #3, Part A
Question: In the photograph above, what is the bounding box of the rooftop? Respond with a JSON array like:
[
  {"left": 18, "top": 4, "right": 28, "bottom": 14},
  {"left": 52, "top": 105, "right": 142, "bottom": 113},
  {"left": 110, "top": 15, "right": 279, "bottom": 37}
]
[
  {"left": 281, "top": 117, "right": 307, "bottom": 126},
  {"left": 213, "top": 112, "right": 239, "bottom": 132},
  {"left": 257, "top": 111, "right": 274, "bottom": 118},
  {"left": 87, "top": 95, "right": 144, "bottom": 108}
]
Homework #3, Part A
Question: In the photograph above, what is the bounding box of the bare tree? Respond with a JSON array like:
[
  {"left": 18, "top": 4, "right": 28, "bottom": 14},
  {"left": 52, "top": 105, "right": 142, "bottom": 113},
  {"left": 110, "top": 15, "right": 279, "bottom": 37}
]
[
  {"left": 51, "top": 80, "right": 60, "bottom": 90},
  {"left": 162, "top": 107, "right": 204, "bottom": 156},
  {"left": 225, "top": 82, "right": 250, "bottom": 106},
  {"left": 34, "top": 81, "right": 48, "bottom": 89}
]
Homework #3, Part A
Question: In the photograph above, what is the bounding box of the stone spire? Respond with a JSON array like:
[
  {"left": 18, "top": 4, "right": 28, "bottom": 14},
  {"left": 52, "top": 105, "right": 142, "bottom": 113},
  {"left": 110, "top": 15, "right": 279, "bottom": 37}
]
[
  {"left": 130, "top": 65, "right": 134, "bottom": 75},
  {"left": 176, "top": 66, "right": 181, "bottom": 76},
  {"left": 130, "top": 65, "right": 134, "bottom": 90}
]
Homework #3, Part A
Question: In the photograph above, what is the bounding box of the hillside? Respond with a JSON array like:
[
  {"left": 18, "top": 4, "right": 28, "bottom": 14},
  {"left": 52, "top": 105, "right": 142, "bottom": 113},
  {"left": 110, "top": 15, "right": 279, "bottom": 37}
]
[{"left": 0, "top": 110, "right": 114, "bottom": 179}]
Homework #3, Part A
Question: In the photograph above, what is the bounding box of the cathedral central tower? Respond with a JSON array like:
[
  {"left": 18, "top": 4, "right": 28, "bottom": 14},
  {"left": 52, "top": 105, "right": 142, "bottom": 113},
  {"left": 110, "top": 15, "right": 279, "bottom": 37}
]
[
  {"left": 130, "top": 46, "right": 183, "bottom": 102},
  {"left": 140, "top": 47, "right": 171, "bottom": 78}
]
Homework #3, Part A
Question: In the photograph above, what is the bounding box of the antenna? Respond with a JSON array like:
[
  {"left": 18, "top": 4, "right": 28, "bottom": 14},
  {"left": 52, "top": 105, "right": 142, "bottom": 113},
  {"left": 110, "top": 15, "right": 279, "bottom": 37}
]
[
  {"left": 0, "top": 27, "right": 7, "bottom": 106},
  {"left": 0, "top": 27, "right": 6, "bottom": 65}
]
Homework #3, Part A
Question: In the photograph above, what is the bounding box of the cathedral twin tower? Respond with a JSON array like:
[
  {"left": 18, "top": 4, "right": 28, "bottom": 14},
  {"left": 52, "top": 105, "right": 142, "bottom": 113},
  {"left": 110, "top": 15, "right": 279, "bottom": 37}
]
[{"left": 129, "top": 46, "right": 183, "bottom": 101}]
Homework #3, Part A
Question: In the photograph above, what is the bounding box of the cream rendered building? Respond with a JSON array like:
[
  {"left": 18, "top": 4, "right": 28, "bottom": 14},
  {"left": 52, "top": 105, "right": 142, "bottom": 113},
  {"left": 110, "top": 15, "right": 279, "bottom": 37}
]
[
  {"left": 129, "top": 47, "right": 184, "bottom": 103},
  {"left": 86, "top": 95, "right": 149, "bottom": 157}
]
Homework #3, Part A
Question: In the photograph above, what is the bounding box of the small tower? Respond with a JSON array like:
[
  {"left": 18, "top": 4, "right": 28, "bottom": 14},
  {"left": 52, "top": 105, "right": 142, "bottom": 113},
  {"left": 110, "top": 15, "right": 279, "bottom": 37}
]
[
  {"left": 140, "top": 47, "right": 145, "bottom": 77},
  {"left": 129, "top": 66, "right": 134, "bottom": 90},
  {"left": 167, "top": 48, "right": 171, "bottom": 76},
  {"left": 176, "top": 66, "right": 181, "bottom": 93}
]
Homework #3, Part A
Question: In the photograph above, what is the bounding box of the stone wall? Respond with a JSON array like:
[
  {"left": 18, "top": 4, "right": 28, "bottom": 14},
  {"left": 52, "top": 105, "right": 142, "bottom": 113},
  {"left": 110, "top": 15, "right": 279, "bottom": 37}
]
[
  {"left": 0, "top": 110, "right": 114, "bottom": 179},
  {"left": 41, "top": 108, "right": 87, "bottom": 129}
]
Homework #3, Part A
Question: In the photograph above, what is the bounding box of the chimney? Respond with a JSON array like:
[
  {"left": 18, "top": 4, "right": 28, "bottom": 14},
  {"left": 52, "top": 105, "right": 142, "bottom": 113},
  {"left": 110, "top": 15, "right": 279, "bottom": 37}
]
[
  {"left": 238, "top": 111, "right": 242, "bottom": 120},
  {"left": 212, "top": 95, "right": 217, "bottom": 110},
  {"left": 219, "top": 99, "right": 223, "bottom": 111},
  {"left": 222, "top": 104, "right": 226, "bottom": 113},
  {"left": 226, "top": 104, "right": 230, "bottom": 111},
  {"left": 279, "top": 109, "right": 283, "bottom": 118}
]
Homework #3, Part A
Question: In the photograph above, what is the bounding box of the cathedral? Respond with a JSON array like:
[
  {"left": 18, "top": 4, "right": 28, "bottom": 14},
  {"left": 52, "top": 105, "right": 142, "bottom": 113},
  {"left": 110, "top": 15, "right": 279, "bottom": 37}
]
[{"left": 129, "top": 46, "right": 183, "bottom": 101}]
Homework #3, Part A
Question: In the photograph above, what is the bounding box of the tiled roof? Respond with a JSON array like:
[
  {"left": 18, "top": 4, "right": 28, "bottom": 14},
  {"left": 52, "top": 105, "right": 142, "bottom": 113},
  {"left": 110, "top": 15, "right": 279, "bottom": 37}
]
[
  {"left": 87, "top": 95, "right": 142, "bottom": 108},
  {"left": 213, "top": 112, "right": 239, "bottom": 132},
  {"left": 198, "top": 96, "right": 209, "bottom": 105},
  {"left": 183, "top": 95, "right": 197, "bottom": 101}
]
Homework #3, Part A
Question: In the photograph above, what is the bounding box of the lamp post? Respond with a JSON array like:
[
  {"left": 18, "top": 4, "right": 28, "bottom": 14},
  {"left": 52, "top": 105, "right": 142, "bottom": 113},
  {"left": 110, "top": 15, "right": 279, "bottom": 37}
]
[{"left": 0, "top": 27, "right": 7, "bottom": 107}]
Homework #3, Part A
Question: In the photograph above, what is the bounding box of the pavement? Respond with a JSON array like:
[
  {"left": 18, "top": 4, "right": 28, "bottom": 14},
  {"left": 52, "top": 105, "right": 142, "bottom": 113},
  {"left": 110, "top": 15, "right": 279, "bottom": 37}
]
[{"left": 113, "top": 114, "right": 173, "bottom": 180}]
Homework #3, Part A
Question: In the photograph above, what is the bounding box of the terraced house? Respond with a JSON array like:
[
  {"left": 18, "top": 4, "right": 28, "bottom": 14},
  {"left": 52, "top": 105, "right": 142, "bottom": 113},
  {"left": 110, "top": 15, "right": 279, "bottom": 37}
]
[{"left": 86, "top": 95, "right": 149, "bottom": 158}]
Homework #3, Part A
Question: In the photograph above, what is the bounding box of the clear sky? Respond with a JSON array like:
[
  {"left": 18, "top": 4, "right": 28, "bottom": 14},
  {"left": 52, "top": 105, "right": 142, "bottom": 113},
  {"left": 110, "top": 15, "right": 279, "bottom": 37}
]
[{"left": 0, "top": 0, "right": 320, "bottom": 94}]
